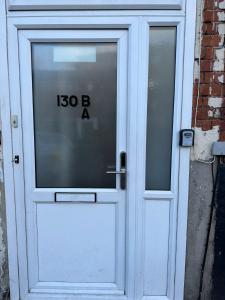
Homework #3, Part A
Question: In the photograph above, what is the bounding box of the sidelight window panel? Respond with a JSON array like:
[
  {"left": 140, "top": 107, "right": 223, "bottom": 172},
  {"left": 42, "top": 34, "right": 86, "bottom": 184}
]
[{"left": 145, "top": 27, "right": 177, "bottom": 191}]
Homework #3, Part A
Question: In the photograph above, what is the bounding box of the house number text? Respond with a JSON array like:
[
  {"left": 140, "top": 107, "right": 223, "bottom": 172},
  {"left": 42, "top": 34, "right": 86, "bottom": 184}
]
[{"left": 57, "top": 94, "right": 91, "bottom": 119}]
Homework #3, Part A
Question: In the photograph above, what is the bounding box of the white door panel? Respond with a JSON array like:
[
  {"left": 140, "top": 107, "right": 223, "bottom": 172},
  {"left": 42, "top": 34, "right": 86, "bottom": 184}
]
[
  {"left": 37, "top": 203, "right": 116, "bottom": 283},
  {"left": 143, "top": 200, "right": 170, "bottom": 296}
]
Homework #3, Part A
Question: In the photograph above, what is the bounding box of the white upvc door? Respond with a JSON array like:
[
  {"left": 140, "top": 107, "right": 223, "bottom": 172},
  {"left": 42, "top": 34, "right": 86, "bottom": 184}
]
[
  {"left": 1, "top": 7, "right": 196, "bottom": 300},
  {"left": 17, "top": 28, "right": 129, "bottom": 299},
  {"left": 19, "top": 30, "right": 127, "bottom": 295}
]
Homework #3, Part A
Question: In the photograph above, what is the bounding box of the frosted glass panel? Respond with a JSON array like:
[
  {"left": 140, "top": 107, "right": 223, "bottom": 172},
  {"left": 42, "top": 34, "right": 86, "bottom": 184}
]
[
  {"left": 146, "top": 27, "right": 176, "bottom": 191},
  {"left": 32, "top": 43, "right": 117, "bottom": 188},
  {"left": 53, "top": 45, "right": 96, "bottom": 62}
]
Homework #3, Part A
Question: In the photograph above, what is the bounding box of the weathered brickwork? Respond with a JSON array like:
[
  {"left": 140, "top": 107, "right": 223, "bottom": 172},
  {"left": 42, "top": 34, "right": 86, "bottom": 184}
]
[
  {"left": 193, "top": 0, "right": 225, "bottom": 156},
  {"left": 185, "top": 2, "right": 225, "bottom": 299}
]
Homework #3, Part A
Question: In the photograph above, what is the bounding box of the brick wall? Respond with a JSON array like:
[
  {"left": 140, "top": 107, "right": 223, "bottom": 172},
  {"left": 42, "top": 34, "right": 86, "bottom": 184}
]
[
  {"left": 193, "top": 0, "right": 225, "bottom": 155},
  {"left": 185, "top": 2, "right": 225, "bottom": 299}
]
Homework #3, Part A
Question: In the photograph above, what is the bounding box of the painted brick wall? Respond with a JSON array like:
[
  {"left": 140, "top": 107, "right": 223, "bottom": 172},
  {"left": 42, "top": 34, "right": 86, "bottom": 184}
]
[
  {"left": 192, "top": 0, "right": 225, "bottom": 160},
  {"left": 185, "top": 2, "right": 225, "bottom": 298}
]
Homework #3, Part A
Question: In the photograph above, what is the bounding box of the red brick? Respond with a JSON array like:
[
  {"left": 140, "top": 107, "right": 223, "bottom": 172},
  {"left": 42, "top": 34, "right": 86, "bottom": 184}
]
[
  {"left": 201, "top": 48, "right": 206, "bottom": 59},
  {"left": 204, "top": 72, "right": 216, "bottom": 83},
  {"left": 202, "top": 35, "right": 222, "bottom": 47},
  {"left": 202, "top": 23, "right": 218, "bottom": 35},
  {"left": 193, "top": 97, "right": 210, "bottom": 107},
  {"left": 219, "top": 107, "right": 225, "bottom": 118},
  {"left": 214, "top": 120, "right": 225, "bottom": 130},
  {"left": 202, "top": 120, "right": 213, "bottom": 130},
  {"left": 219, "top": 131, "right": 225, "bottom": 141},
  {"left": 195, "top": 120, "right": 207, "bottom": 128},
  {"left": 192, "top": 107, "right": 197, "bottom": 117},
  {"left": 192, "top": 0, "right": 224, "bottom": 132},
  {"left": 203, "top": 10, "right": 219, "bottom": 22},
  {"left": 204, "top": 72, "right": 213, "bottom": 83},
  {"left": 200, "top": 47, "right": 215, "bottom": 60},
  {"left": 193, "top": 83, "right": 199, "bottom": 97},
  {"left": 193, "top": 97, "right": 198, "bottom": 107},
  {"left": 211, "top": 83, "right": 223, "bottom": 96},
  {"left": 223, "top": 86, "right": 225, "bottom": 96},
  {"left": 196, "top": 107, "right": 209, "bottom": 120},
  {"left": 200, "top": 83, "right": 210, "bottom": 95},
  {"left": 205, "top": 72, "right": 224, "bottom": 84},
  {"left": 200, "top": 72, "right": 205, "bottom": 83},
  {"left": 200, "top": 60, "right": 213, "bottom": 71},
  {"left": 205, "top": 47, "right": 215, "bottom": 59},
  {"left": 204, "top": 0, "right": 218, "bottom": 10},
  {"left": 221, "top": 122, "right": 225, "bottom": 132},
  {"left": 202, "top": 97, "right": 211, "bottom": 105}
]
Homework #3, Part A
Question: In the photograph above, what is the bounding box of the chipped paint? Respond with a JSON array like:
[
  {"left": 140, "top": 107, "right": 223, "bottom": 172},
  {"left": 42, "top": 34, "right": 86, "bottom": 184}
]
[
  {"left": 208, "top": 97, "right": 223, "bottom": 108},
  {"left": 218, "top": 74, "right": 224, "bottom": 83},
  {"left": 194, "top": 60, "right": 200, "bottom": 81},
  {"left": 218, "top": 23, "right": 225, "bottom": 35},
  {"left": 217, "top": 11, "right": 225, "bottom": 22},
  {"left": 208, "top": 108, "right": 221, "bottom": 118},
  {"left": 191, "top": 126, "right": 219, "bottom": 161},
  {"left": 209, "top": 86, "right": 213, "bottom": 96},
  {"left": 219, "top": 0, "right": 225, "bottom": 9},
  {"left": 213, "top": 48, "right": 225, "bottom": 71},
  {"left": 194, "top": 0, "right": 203, "bottom": 60}
]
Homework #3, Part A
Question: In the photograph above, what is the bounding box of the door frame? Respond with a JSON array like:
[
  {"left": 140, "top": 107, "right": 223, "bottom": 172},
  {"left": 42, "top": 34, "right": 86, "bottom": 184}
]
[
  {"left": 0, "top": 2, "right": 197, "bottom": 299},
  {"left": 7, "top": 0, "right": 184, "bottom": 11},
  {"left": 135, "top": 17, "right": 185, "bottom": 300},
  {"left": 3, "top": 14, "right": 140, "bottom": 300}
]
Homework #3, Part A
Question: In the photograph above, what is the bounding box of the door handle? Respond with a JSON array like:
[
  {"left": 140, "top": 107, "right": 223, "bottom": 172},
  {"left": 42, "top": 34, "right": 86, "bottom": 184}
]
[
  {"left": 106, "top": 169, "right": 126, "bottom": 174},
  {"left": 106, "top": 152, "right": 126, "bottom": 190}
]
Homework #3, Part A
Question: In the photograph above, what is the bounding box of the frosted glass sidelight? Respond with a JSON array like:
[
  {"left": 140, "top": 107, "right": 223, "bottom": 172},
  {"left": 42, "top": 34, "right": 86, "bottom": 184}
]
[
  {"left": 145, "top": 27, "right": 176, "bottom": 191},
  {"left": 32, "top": 43, "right": 117, "bottom": 188}
]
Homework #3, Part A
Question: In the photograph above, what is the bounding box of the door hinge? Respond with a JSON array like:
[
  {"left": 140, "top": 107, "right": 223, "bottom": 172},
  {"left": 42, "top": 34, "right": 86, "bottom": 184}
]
[
  {"left": 11, "top": 115, "right": 18, "bottom": 128},
  {"left": 12, "top": 155, "right": 19, "bottom": 164}
]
